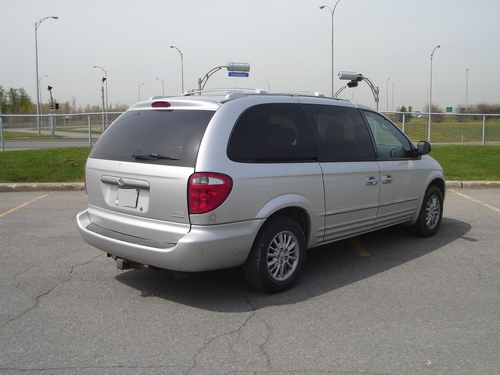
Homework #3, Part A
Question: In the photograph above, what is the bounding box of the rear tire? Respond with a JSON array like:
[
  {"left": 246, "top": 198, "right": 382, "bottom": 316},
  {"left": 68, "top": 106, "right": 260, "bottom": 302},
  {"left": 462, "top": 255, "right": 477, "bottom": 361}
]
[
  {"left": 411, "top": 185, "right": 443, "bottom": 237},
  {"left": 243, "top": 216, "right": 306, "bottom": 293}
]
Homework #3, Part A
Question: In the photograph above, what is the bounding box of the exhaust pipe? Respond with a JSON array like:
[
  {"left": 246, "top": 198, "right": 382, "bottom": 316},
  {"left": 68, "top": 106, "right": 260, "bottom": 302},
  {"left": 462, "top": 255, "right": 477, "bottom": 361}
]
[
  {"left": 112, "top": 256, "right": 188, "bottom": 278},
  {"left": 115, "top": 258, "right": 145, "bottom": 270}
]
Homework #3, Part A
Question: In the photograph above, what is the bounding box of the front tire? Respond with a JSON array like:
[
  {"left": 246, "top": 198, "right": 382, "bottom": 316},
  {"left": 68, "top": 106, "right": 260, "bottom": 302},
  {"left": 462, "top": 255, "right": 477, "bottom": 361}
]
[
  {"left": 243, "top": 216, "right": 306, "bottom": 293},
  {"left": 411, "top": 185, "right": 443, "bottom": 237}
]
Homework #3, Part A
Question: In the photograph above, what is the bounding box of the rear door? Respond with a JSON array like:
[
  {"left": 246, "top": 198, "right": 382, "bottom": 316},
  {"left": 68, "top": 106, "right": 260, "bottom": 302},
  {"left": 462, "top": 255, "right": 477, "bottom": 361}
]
[
  {"left": 302, "top": 104, "right": 379, "bottom": 242},
  {"left": 223, "top": 101, "right": 325, "bottom": 246}
]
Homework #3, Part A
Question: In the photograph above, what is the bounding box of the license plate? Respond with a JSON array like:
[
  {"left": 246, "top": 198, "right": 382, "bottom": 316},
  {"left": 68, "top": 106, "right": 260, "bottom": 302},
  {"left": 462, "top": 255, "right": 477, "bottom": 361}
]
[{"left": 115, "top": 188, "right": 139, "bottom": 208}]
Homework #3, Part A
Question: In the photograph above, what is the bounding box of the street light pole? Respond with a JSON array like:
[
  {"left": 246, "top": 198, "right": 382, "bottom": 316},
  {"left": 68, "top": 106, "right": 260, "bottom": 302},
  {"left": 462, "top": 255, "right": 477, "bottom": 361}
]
[
  {"left": 392, "top": 83, "right": 394, "bottom": 112},
  {"left": 320, "top": 0, "right": 341, "bottom": 97},
  {"left": 428, "top": 45, "right": 441, "bottom": 142},
  {"left": 170, "top": 46, "right": 184, "bottom": 93},
  {"left": 35, "top": 16, "right": 58, "bottom": 134},
  {"left": 156, "top": 78, "right": 165, "bottom": 96},
  {"left": 465, "top": 68, "right": 469, "bottom": 111},
  {"left": 386, "top": 78, "right": 390, "bottom": 112},
  {"left": 93, "top": 65, "right": 108, "bottom": 125},
  {"left": 138, "top": 83, "right": 144, "bottom": 102}
]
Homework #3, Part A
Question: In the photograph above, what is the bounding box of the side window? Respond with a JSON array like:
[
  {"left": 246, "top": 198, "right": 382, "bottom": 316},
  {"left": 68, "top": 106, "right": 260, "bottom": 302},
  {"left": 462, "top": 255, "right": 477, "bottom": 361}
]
[
  {"left": 362, "top": 110, "right": 413, "bottom": 160},
  {"left": 227, "top": 103, "right": 316, "bottom": 163},
  {"left": 302, "top": 104, "right": 375, "bottom": 162}
]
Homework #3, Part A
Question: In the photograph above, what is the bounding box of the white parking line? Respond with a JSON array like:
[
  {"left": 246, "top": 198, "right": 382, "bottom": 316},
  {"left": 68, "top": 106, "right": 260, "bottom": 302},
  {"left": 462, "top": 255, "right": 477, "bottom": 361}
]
[
  {"left": 0, "top": 192, "right": 52, "bottom": 218},
  {"left": 449, "top": 189, "right": 500, "bottom": 213}
]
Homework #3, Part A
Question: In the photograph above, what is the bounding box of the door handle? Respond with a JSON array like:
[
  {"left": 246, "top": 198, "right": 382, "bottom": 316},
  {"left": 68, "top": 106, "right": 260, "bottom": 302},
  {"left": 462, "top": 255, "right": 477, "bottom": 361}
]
[
  {"left": 382, "top": 175, "right": 393, "bottom": 184},
  {"left": 365, "top": 176, "right": 379, "bottom": 186}
]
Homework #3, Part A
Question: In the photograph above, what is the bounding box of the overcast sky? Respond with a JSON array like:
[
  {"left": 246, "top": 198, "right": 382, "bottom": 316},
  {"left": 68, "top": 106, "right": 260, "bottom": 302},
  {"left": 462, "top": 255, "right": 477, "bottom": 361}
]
[{"left": 2, "top": 0, "right": 499, "bottom": 112}]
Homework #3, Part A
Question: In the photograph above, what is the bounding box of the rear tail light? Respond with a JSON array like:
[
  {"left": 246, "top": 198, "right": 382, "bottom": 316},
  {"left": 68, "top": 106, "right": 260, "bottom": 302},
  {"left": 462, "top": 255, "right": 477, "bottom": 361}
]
[{"left": 188, "top": 173, "right": 233, "bottom": 214}]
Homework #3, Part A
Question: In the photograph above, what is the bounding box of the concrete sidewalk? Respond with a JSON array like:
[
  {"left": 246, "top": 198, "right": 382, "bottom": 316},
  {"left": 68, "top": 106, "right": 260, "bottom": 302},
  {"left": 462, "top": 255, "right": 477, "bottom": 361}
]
[{"left": 1, "top": 181, "right": 499, "bottom": 193}]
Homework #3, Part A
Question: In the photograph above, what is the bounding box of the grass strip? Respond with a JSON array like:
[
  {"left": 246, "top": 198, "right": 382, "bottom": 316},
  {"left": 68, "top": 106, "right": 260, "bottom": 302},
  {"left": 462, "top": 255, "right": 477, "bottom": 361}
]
[
  {"left": 0, "top": 145, "right": 498, "bottom": 183},
  {"left": 0, "top": 147, "right": 91, "bottom": 182}
]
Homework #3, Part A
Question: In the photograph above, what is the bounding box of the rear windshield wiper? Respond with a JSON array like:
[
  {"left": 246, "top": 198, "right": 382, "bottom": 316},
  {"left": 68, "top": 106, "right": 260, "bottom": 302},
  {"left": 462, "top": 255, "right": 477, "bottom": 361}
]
[{"left": 131, "top": 153, "right": 179, "bottom": 161}]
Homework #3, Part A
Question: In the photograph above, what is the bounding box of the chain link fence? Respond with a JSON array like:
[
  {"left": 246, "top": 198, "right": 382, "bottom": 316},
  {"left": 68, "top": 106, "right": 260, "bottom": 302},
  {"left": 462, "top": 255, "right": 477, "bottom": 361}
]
[
  {"left": 0, "top": 112, "right": 122, "bottom": 151},
  {"left": 1, "top": 111, "right": 499, "bottom": 151},
  {"left": 383, "top": 112, "right": 500, "bottom": 145}
]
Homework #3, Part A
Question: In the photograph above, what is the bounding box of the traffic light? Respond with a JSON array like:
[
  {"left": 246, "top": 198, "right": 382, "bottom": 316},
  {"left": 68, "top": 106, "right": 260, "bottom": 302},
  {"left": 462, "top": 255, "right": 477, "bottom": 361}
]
[{"left": 55, "top": 103, "right": 59, "bottom": 110}]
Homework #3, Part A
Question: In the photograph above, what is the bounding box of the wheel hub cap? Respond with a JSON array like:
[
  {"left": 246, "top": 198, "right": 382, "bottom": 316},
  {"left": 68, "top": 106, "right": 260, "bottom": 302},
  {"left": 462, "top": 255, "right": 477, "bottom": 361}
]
[{"left": 267, "top": 231, "right": 298, "bottom": 281}]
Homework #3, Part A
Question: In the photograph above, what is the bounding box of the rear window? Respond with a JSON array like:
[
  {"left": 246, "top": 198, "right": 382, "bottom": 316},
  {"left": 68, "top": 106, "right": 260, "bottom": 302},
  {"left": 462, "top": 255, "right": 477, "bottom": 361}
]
[{"left": 89, "top": 109, "right": 215, "bottom": 167}]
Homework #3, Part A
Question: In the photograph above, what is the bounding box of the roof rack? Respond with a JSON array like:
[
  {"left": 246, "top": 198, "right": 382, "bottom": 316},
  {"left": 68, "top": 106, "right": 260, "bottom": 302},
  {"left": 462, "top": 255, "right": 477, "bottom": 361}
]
[
  {"left": 183, "top": 88, "right": 267, "bottom": 97},
  {"left": 267, "top": 91, "right": 326, "bottom": 98},
  {"left": 180, "top": 88, "right": 350, "bottom": 102}
]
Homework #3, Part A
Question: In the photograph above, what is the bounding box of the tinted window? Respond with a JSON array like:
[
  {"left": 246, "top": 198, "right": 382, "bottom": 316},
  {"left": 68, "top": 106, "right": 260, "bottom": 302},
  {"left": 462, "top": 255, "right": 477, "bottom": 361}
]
[
  {"left": 227, "top": 103, "right": 316, "bottom": 163},
  {"left": 302, "top": 104, "right": 376, "bottom": 162},
  {"left": 362, "top": 110, "right": 413, "bottom": 160},
  {"left": 89, "top": 110, "right": 214, "bottom": 167}
]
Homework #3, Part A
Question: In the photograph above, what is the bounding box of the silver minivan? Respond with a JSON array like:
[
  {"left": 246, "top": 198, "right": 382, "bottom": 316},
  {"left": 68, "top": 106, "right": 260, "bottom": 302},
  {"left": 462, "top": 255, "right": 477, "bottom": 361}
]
[{"left": 77, "top": 90, "right": 446, "bottom": 293}]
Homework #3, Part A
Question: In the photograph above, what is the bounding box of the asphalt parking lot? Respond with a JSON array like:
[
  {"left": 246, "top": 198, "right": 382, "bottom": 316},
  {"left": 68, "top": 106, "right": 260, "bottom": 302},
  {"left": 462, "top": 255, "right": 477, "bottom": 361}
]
[{"left": 0, "top": 188, "right": 499, "bottom": 374}]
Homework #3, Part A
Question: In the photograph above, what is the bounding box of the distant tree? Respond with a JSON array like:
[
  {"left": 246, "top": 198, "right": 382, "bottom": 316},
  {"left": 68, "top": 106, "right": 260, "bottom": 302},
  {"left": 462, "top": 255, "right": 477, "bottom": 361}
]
[
  {"left": 82, "top": 104, "right": 102, "bottom": 113},
  {"left": 5, "top": 87, "right": 33, "bottom": 114},
  {"left": 7, "top": 88, "right": 20, "bottom": 113},
  {"left": 58, "top": 101, "right": 72, "bottom": 113},
  {"left": 396, "top": 105, "right": 413, "bottom": 122},
  {"left": 476, "top": 103, "right": 500, "bottom": 114},
  {"left": 19, "top": 89, "right": 34, "bottom": 114},
  {"left": 424, "top": 103, "right": 444, "bottom": 122},
  {"left": 110, "top": 103, "right": 129, "bottom": 112},
  {"left": 0, "top": 86, "right": 6, "bottom": 114},
  {"left": 459, "top": 103, "right": 499, "bottom": 114},
  {"left": 407, "top": 106, "right": 413, "bottom": 121}
]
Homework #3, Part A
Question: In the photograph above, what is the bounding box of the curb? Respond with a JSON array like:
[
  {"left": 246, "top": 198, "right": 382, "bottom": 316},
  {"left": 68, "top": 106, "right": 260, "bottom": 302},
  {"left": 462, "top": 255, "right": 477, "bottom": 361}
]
[
  {"left": 0, "top": 182, "right": 85, "bottom": 192},
  {"left": 445, "top": 181, "right": 500, "bottom": 189},
  {"left": 0, "top": 181, "right": 499, "bottom": 192}
]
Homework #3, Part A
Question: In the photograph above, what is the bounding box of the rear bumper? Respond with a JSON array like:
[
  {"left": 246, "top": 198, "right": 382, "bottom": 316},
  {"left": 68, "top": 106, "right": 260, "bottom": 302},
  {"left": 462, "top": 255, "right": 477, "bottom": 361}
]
[{"left": 76, "top": 209, "right": 263, "bottom": 272}]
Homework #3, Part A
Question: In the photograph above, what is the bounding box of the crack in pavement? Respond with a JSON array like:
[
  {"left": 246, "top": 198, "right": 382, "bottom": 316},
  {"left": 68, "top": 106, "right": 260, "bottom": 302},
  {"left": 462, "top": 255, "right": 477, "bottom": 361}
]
[
  {"left": 187, "top": 297, "right": 273, "bottom": 374},
  {"left": 2, "top": 253, "right": 104, "bottom": 329}
]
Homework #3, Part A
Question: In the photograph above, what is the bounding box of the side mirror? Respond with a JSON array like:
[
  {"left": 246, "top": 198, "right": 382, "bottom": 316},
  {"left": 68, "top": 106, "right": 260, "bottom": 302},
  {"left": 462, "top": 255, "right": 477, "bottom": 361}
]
[{"left": 417, "top": 141, "right": 431, "bottom": 155}]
